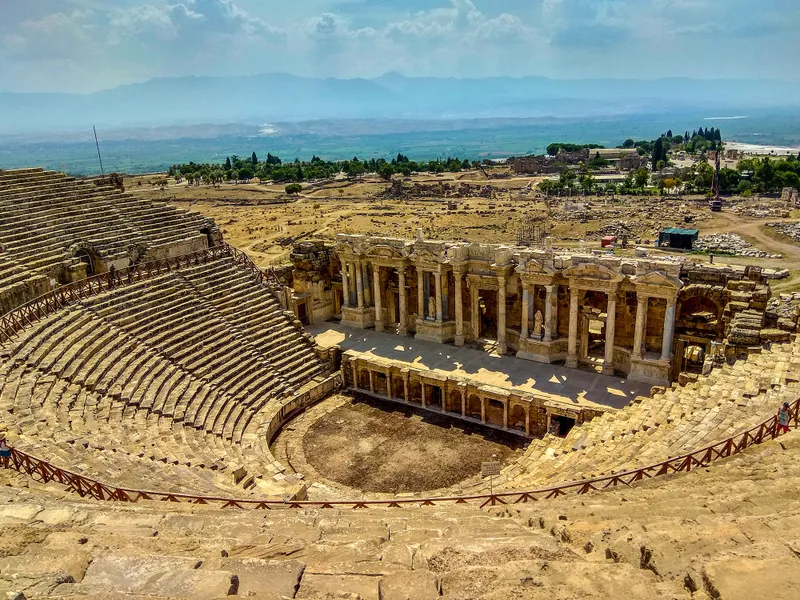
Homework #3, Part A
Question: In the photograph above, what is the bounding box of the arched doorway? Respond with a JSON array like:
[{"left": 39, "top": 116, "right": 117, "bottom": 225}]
[{"left": 75, "top": 249, "right": 95, "bottom": 276}]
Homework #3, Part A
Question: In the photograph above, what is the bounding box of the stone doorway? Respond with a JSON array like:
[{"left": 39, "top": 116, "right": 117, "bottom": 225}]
[
  {"left": 549, "top": 414, "right": 576, "bottom": 438},
  {"left": 297, "top": 301, "right": 310, "bottom": 326},
  {"left": 478, "top": 289, "right": 498, "bottom": 340},
  {"left": 579, "top": 290, "right": 609, "bottom": 372}
]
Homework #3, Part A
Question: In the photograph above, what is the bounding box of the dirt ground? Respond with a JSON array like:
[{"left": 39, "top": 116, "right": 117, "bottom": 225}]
[
  {"left": 301, "top": 396, "right": 524, "bottom": 494},
  {"left": 127, "top": 170, "right": 800, "bottom": 293}
]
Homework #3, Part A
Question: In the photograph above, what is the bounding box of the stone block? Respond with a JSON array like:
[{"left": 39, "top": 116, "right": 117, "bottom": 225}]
[
  {"left": 379, "top": 570, "right": 439, "bottom": 600},
  {"left": 702, "top": 557, "right": 800, "bottom": 600},
  {"left": 296, "top": 573, "right": 379, "bottom": 600}
]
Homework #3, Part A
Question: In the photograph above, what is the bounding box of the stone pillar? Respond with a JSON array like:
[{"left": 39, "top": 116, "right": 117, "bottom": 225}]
[
  {"left": 417, "top": 269, "right": 424, "bottom": 319},
  {"left": 661, "top": 298, "right": 677, "bottom": 361},
  {"left": 544, "top": 285, "right": 555, "bottom": 341},
  {"left": 461, "top": 388, "right": 466, "bottom": 416},
  {"left": 525, "top": 408, "right": 530, "bottom": 436},
  {"left": 368, "top": 370, "right": 374, "bottom": 393},
  {"left": 480, "top": 397, "right": 486, "bottom": 423},
  {"left": 603, "top": 291, "right": 617, "bottom": 376},
  {"left": 398, "top": 267, "right": 407, "bottom": 335},
  {"left": 521, "top": 285, "right": 530, "bottom": 338},
  {"left": 355, "top": 261, "right": 364, "bottom": 309},
  {"left": 566, "top": 287, "right": 580, "bottom": 368},
  {"left": 503, "top": 401, "right": 508, "bottom": 430},
  {"left": 497, "top": 275, "right": 507, "bottom": 354},
  {"left": 351, "top": 361, "right": 358, "bottom": 389},
  {"left": 633, "top": 295, "right": 648, "bottom": 359},
  {"left": 403, "top": 372, "right": 409, "bottom": 402},
  {"left": 471, "top": 284, "right": 480, "bottom": 340},
  {"left": 387, "top": 373, "right": 393, "bottom": 398},
  {"left": 341, "top": 261, "right": 350, "bottom": 308},
  {"left": 434, "top": 271, "right": 443, "bottom": 323},
  {"left": 373, "top": 264, "right": 383, "bottom": 332},
  {"left": 421, "top": 382, "right": 426, "bottom": 408},
  {"left": 454, "top": 271, "right": 464, "bottom": 346}
]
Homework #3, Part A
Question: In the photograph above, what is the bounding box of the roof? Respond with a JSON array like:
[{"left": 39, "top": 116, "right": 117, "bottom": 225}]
[{"left": 661, "top": 227, "right": 699, "bottom": 236}]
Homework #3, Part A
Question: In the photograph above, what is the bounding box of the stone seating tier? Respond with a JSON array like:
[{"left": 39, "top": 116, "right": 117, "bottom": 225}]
[
  {"left": 480, "top": 336, "right": 800, "bottom": 493},
  {"left": 0, "top": 256, "right": 327, "bottom": 498},
  {"left": 0, "top": 168, "right": 216, "bottom": 313},
  {"left": 1, "top": 429, "right": 800, "bottom": 598}
]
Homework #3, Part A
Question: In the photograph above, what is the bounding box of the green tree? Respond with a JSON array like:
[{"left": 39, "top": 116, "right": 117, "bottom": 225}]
[
  {"left": 634, "top": 168, "right": 650, "bottom": 190},
  {"left": 285, "top": 183, "right": 302, "bottom": 195},
  {"left": 225, "top": 156, "right": 232, "bottom": 170},
  {"left": 251, "top": 152, "right": 258, "bottom": 165},
  {"left": 377, "top": 162, "right": 395, "bottom": 181}
]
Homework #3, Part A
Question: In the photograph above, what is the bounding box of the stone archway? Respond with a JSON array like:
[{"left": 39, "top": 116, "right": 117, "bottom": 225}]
[
  {"left": 408, "top": 379, "right": 422, "bottom": 404},
  {"left": 75, "top": 248, "right": 96, "bottom": 276}
]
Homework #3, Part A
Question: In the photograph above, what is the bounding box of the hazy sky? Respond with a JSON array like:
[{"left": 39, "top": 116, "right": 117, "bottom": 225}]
[{"left": 2, "top": 0, "right": 798, "bottom": 93}]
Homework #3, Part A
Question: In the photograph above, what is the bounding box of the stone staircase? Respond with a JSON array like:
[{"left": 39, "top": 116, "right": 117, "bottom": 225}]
[
  {"left": 1, "top": 429, "right": 800, "bottom": 599},
  {"left": 488, "top": 337, "right": 800, "bottom": 492},
  {"left": 0, "top": 257, "right": 328, "bottom": 499},
  {"left": 0, "top": 168, "right": 216, "bottom": 313}
]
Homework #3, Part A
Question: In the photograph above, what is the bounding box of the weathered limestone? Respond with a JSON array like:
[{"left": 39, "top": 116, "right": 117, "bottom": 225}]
[{"left": 0, "top": 168, "right": 219, "bottom": 314}]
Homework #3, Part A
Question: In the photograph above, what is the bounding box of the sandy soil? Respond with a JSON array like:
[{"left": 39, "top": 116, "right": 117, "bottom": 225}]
[{"left": 302, "top": 396, "right": 523, "bottom": 493}]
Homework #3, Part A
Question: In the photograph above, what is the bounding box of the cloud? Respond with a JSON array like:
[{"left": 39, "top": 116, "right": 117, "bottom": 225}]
[{"left": 0, "top": 0, "right": 798, "bottom": 92}]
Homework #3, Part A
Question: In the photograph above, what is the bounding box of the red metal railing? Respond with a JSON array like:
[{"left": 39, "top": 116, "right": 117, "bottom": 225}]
[
  {"left": 5, "top": 397, "right": 797, "bottom": 509},
  {"left": 0, "top": 243, "right": 275, "bottom": 343}
]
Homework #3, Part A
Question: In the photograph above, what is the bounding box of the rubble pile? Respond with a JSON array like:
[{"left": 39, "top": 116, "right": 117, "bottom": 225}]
[
  {"left": 694, "top": 233, "right": 782, "bottom": 259},
  {"left": 767, "top": 292, "right": 800, "bottom": 333},
  {"left": 733, "top": 205, "right": 791, "bottom": 218},
  {"left": 766, "top": 221, "right": 800, "bottom": 242}
]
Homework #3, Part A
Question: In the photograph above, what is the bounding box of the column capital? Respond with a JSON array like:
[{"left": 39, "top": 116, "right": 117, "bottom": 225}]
[{"left": 544, "top": 283, "right": 557, "bottom": 293}]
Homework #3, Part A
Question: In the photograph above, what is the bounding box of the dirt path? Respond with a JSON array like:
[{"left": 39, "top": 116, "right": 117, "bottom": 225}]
[{"left": 704, "top": 213, "right": 800, "bottom": 260}]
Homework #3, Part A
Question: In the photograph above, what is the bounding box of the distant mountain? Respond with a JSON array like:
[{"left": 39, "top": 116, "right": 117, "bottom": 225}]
[{"left": 1, "top": 73, "right": 799, "bottom": 135}]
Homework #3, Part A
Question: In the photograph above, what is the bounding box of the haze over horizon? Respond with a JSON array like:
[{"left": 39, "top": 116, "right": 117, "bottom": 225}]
[{"left": 2, "top": 0, "right": 799, "bottom": 94}]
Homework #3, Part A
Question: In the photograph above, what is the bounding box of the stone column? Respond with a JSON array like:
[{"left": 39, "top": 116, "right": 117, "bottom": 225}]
[
  {"left": 355, "top": 260, "right": 364, "bottom": 308},
  {"left": 525, "top": 408, "right": 530, "bottom": 436},
  {"left": 398, "top": 267, "right": 407, "bottom": 335},
  {"left": 633, "top": 294, "right": 648, "bottom": 359},
  {"left": 454, "top": 271, "right": 464, "bottom": 346},
  {"left": 351, "top": 361, "right": 358, "bottom": 389},
  {"left": 497, "top": 275, "right": 507, "bottom": 354},
  {"left": 480, "top": 397, "right": 486, "bottom": 423},
  {"left": 503, "top": 401, "right": 508, "bottom": 430},
  {"left": 661, "top": 298, "right": 677, "bottom": 361},
  {"left": 521, "top": 284, "right": 530, "bottom": 338},
  {"left": 373, "top": 264, "right": 383, "bottom": 332},
  {"left": 434, "top": 271, "right": 443, "bottom": 323},
  {"left": 403, "top": 371, "right": 409, "bottom": 402},
  {"left": 368, "top": 370, "right": 374, "bottom": 393},
  {"left": 387, "top": 373, "right": 393, "bottom": 398},
  {"left": 417, "top": 269, "right": 424, "bottom": 319},
  {"left": 471, "top": 284, "right": 480, "bottom": 340},
  {"left": 544, "top": 284, "right": 555, "bottom": 341},
  {"left": 341, "top": 261, "right": 350, "bottom": 309},
  {"left": 461, "top": 388, "right": 466, "bottom": 416},
  {"left": 421, "top": 382, "right": 426, "bottom": 408},
  {"left": 603, "top": 291, "right": 617, "bottom": 375},
  {"left": 566, "top": 287, "right": 580, "bottom": 368}
]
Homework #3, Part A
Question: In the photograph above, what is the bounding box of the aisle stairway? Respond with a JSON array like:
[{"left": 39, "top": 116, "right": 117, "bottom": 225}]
[{"left": 1, "top": 429, "right": 799, "bottom": 599}]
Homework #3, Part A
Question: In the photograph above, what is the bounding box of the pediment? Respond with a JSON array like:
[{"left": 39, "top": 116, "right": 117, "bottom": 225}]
[
  {"left": 365, "top": 244, "right": 405, "bottom": 259},
  {"left": 631, "top": 270, "right": 683, "bottom": 289},
  {"left": 515, "top": 258, "right": 556, "bottom": 275},
  {"left": 562, "top": 262, "right": 621, "bottom": 282}
]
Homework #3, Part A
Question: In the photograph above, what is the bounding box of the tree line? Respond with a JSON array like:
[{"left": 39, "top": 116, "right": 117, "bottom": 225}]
[{"left": 168, "top": 153, "right": 492, "bottom": 185}]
